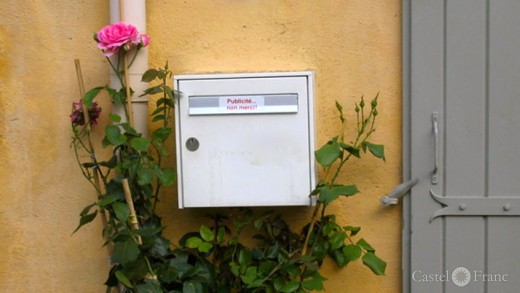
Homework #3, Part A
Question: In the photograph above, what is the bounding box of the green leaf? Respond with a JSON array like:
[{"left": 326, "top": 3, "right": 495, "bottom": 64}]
[
  {"left": 250, "top": 248, "right": 264, "bottom": 260},
  {"left": 365, "top": 142, "right": 385, "bottom": 161},
  {"left": 239, "top": 249, "right": 252, "bottom": 267},
  {"left": 230, "top": 263, "right": 240, "bottom": 277},
  {"left": 157, "top": 167, "right": 176, "bottom": 186},
  {"left": 73, "top": 211, "right": 97, "bottom": 234},
  {"left": 302, "top": 272, "right": 326, "bottom": 291},
  {"left": 108, "top": 113, "right": 121, "bottom": 123},
  {"left": 273, "top": 278, "right": 300, "bottom": 293},
  {"left": 106, "top": 87, "right": 123, "bottom": 105},
  {"left": 156, "top": 98, "right": 167, "bottom": 107},
  {"left": 79, "top": 202, "right": 96, "bottom": 216},
  {"left": 329, "top": 232, "right": 347, "bottom": 250},
  {"left": 112, "top": 202, "right": 130, "bottom": 222},
  {"left": 282, "top": 264, "right": 301, "bottom": 276},
  {"left": 149, "top": 237, "right": 170, "bottom": 258},
  {"left": 83, "top": 86, "right": 104, "bottom": 108},
  {"left": 362, "top": 252, "right": 387, "bottom": 275},
  {"left": 356, "top": 238, "right": 375, "bottom": 253},
  {"left": 178, "top": 232, "right": 200, "bottom": 247},
  {"left": 331, "top": 184, "right": 359, "bottom": 197},
  {"left": 200, "top": 225, "right": 214, "bottom": 242},
  {"left": 216, "top": 227, "right": 225, "bottom": 244},
  {"left": 258, "top": 260, "right": 276, "bottom": 276},
  {"left": 151, "top": 114, "right": 165, "bottom": 122},
  {"left": 130, "top": 137, "right": 150, "bottom": 152},
  {"left": 135, "top": 281, "right": 162, "bottom": 293},
  {"left": 317, "top": 186, "right": 334, "bottom": 205},
  {"left": 343, "top": 244, "right": 362, "bottom": 262},
  {"left": 241, "top": 266, "right": 262, "bottom": 288},
  {"left": 198, "top": 242, "right": 213, "bottom": 253},
  {"left": 141, "top": 69, "right": 159, "bottom": 82},
  {"left": 315, "top": 138, "right": 341, "bottom": 168},
  {"left": 120, "top": 123, "right": 138, "bottom": 136},
  {"left": 143, "top": 85, "right": 163, "bottom": 95},
  {"left": 310, "top": 239, "right": 328, "bottom": 260},
  {"left": 152, "top": 127, "right": 171, "bottom": 143},
  {"left": 112, "top": 239, "right": 140, "bottom": 266},
  {"left": 97, "top": 194, "right": 119, "bottom": 207},
  {"left": 137, "top": 165, "right": 153, "bottom": 186},
  {"left": 300, "top": 255, "right": 319, "bottom": 272},
  {"left": 151, "top": 106, "right": 165, "bottom": 116},
  {"left": 266, "top": 242, "right": 280, "bottom": 259},
  {"left": 183, "top": 281, "right": 204, "bottom": 293},
  {"left": 134, "top": 226, "right": 163, "bottom": 237},
  {"left": 165, "top": 86, "right": 175, "bottom": 100},
  {"left": 102, "top": 137, "right": 111, "bottom": 148},
  {"left": 105, "top": 125, "right": 127, "bottom": 146},
  {"left": 115, "top": 270, "right": 133, "bottom": 288},
  {"left": 343, "top": 226, "right": 361, "bottom": 236},
  {"left": 322, "top": 221, "right": 340, "bottom": 237},
  {"left": 333, "top": 248, "right": 347, "bottom": 267},
  {"left": 185, "top": 237, "right": 203, "bottom": 249},
  {"left": 339, "top": 143, "right": 360, "bottom": 158},
  {"left": 122, "top": 257, "right": 149, "bottom": 282}
]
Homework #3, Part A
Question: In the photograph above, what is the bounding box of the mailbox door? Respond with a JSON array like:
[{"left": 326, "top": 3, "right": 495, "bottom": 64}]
[{"left": 175, "top": 72, "right": 315, "bottom": 208}]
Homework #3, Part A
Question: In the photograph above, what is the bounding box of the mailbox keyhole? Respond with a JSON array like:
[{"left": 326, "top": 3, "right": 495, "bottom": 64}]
[{"left": 186, "top": 137, "right": 199, "bottom": 151}]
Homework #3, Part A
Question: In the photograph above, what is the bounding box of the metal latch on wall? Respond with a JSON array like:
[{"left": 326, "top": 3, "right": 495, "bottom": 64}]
[{"left": 380, "top": 178, "right": 419, "bottom": 206}]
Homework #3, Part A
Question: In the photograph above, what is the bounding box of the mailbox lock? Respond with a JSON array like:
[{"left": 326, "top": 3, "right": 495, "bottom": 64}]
[{"left": 186, "top": 137, "right": 200, "bottom": 151}]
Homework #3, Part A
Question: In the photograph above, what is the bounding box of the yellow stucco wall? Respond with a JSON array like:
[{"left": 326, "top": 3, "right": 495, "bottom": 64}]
[{"left": 0, "top": 1, "right": 401, "bottom": 292}]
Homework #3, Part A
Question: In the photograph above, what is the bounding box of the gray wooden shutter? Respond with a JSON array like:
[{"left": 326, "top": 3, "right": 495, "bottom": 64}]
[{"left": 404, "top": 0, "right": 520, "bottom": 292}]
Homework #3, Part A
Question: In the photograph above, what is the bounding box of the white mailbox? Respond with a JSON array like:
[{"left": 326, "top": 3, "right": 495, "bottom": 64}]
[{"left": 174, "top": 71, "right": 315, "bottom": 208}]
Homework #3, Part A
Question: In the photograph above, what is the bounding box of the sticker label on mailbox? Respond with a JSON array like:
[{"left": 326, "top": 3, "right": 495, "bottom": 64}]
[
  {"left": 219, "top": 96, "right": 265, "bottom": 113},
  {"left": 189, "top": 94, "right": 298, "bottom": 115}
]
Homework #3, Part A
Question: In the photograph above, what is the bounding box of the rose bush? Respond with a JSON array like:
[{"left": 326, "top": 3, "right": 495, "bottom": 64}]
[{"left": 72, "top": 21, "right": 387, "bottom": 292}]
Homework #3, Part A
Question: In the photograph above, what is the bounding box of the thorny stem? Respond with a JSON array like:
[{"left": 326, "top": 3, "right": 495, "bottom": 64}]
[
  {"left": 106, "top": 53, "right": 131, "bottom": 123},
  {"left": 106, "top": 56, "right": 125, "bottom": 90},
  {"left": 151, "top": 142, "right": 163, "bottom": 214},
  {"left": 128, "top": 49, "right": 140, "bottom": 68},
  {"left": 122, "top": 52, "right": 134, "bottom": 127}
]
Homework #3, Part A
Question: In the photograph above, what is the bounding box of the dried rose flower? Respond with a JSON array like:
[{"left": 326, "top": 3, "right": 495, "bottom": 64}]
[{"left": 70, "top": 101, "right": 102, "bottom": 126}]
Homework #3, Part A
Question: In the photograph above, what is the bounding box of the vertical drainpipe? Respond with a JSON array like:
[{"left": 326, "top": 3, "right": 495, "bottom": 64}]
[{"left": 109, "top": 0, "right": 149, "bottom": 137}]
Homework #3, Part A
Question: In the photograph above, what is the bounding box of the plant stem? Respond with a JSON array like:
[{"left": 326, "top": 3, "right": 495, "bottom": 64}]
[
  {"left": 122, "top": 52, "right": 134, "bottom": 128},
  {"left": 330, "top": 153, "right": 352, "bottom": 187},
  {"left": 151, "top": 142, "right": 163, "bottom": 213},
  {"left": 301, "top": 202, "right": 321, "bottom": 256}
]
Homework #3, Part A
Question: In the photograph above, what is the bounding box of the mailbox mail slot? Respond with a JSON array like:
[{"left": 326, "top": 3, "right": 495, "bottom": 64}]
[{"left": 174, "top": 72, "right": 315, "bottom": 208}]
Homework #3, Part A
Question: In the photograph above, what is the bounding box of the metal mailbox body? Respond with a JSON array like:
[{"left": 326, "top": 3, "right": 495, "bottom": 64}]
[{"left": 174, "top": 71, "right": 316, "bottom": 208}]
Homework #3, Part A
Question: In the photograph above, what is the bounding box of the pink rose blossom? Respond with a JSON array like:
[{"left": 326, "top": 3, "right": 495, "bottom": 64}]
[
  {"left": 96, "top": 22, "right": 141, "bottom": 57},
  {"left": 140, "top": 34, "right": 150, "bottom": 47}
]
